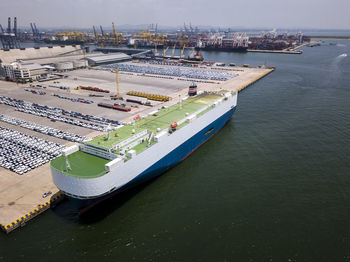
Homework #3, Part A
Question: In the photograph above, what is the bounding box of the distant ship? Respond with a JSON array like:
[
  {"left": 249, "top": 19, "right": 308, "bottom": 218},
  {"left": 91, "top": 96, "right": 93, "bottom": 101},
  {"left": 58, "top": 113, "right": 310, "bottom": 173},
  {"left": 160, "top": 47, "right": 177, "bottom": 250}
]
[
  {"left": 126, "top": 38, "right": 164, "bottom": 49},
  {"left": 195, "top": 39, "right": 248, "bottom": 52},
  {"left": 51, "top": 86, "right": 237, "bottom": 214},
  {"left": 43, "top": 39, "right": 86, "bottom": 45}
]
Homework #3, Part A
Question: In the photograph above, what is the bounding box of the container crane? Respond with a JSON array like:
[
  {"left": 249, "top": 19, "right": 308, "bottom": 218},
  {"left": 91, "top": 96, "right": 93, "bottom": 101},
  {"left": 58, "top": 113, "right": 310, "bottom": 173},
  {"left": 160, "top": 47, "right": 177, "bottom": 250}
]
[
  {"left": 33, "top": 23, "right": 40, "bottom": 39},
  {"left": 100, "top": 26, "right": 106, "bottom": 39},
  {"left": 7, "top": 17, "right": 11, "bottom": 34},
  {"left": 100, "top": 25, "right": 106, "bottom": 47},
  {"left": 0, "top": 17, "right": 20, "bottom": 49},
  {"left": 13, "top": 17, "right": 17, "bottom": 37},
  {"left": 30, "top": 23, "right": 40, "bottom": 40},
  {"left": 112, "top": 22, "right": 122, "bottom": 46},
  {"left": 30, "top": 23, "right": 35, "bottom": 36},
  {"left": 189, "top": 23, "right": 193, "bottom": 34}
]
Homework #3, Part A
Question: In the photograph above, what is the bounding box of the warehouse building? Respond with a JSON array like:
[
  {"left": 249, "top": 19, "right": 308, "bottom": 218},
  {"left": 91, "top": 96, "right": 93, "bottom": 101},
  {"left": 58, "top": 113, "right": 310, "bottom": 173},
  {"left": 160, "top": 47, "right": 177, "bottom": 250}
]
[{"left": 86, "top": 53, "right": 131, "bottom": 66}]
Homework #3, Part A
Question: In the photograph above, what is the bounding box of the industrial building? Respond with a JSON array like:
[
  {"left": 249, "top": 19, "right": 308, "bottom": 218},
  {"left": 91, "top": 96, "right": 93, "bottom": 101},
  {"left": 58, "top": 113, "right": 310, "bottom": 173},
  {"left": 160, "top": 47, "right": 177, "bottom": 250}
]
[
  {"left": 0, "top": 46, "right": 131, "bottom": 78},
  {"left": 0, "top": 62, "right": 49, "bottom": 82}
]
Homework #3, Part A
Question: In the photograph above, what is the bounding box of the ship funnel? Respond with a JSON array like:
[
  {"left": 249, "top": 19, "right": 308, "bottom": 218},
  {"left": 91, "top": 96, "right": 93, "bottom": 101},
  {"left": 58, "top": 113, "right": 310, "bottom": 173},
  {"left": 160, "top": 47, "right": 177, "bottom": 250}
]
[{"left": 188, "top": 82, "right": 197, "bottom": 96}]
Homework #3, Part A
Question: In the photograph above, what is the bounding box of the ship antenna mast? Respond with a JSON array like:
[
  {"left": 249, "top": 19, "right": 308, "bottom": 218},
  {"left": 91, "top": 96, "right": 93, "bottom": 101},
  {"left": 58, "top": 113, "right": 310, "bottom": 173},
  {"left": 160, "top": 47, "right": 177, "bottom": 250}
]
[
  {"left": 65, "top": 155, "right": 71, "bottom": 171},
  {"left": 106, "top": 123, "right": 112, "bottom": 140},
  {"left": 179, "top": 94, "right": 182, "bottom": 110}
]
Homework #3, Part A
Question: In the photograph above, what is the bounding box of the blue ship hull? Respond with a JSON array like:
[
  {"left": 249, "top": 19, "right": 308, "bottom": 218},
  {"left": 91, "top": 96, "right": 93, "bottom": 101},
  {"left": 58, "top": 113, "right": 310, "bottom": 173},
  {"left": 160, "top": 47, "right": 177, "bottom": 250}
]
[{"left": 71, "top": 106, "right": 236, "bottom": 214}]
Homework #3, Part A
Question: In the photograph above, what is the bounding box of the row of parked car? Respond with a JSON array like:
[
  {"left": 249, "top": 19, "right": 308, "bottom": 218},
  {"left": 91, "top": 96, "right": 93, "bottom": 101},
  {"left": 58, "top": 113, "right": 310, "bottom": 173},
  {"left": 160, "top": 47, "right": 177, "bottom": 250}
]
[
  {"left": 0, "top": 127, "right": 63, "bottom": 175},
  {"left": 102, "top": 63, "right": 237, "bottom": 81},
  {"left": 52, "top": 93, "right": 94, "bottom": 104},
  {"left": 0, "top": 96, "right": 119, "bottom": 127},
  {"left": 0, "top": 96, "right": 108, "bottom": 131},
  {"left": 24, "top": 88, "right": 46, "bottom": 95},
  {"left": 0, "top": 114, "right": 87, "bottom": 143}
]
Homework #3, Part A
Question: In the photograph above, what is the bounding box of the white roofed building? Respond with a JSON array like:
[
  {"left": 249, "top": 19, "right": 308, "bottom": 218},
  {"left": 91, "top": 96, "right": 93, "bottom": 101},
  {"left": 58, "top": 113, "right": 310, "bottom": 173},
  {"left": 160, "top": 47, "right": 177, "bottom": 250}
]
[{"left": 86, "top": 53, "right": 131, "bottom": 66}]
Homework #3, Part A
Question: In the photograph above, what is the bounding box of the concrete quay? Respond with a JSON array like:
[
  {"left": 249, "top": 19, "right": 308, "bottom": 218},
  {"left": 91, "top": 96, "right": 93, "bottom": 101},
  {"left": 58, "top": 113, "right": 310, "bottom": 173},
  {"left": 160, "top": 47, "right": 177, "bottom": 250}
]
[{"left": 248, "top": 49, "right": 302, "bottom": 54}]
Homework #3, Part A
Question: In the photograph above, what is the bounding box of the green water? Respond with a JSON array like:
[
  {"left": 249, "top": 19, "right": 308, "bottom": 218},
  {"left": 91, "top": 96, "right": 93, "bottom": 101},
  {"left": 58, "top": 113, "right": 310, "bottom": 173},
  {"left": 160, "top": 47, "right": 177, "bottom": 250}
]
[{"left": 1, "top": 40, "right": 350, "bottom": 262}]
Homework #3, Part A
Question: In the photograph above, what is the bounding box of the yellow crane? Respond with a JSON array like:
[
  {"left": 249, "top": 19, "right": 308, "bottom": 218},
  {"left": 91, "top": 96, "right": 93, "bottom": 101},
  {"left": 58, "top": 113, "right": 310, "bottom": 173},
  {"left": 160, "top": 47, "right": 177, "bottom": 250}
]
[
  {"left": 180, "top": 44, "right": 186, "bottom": 58},
  {"left": 154, "top": 44, "right": 158, "bottom": 56},
  {"left": 93, "top": 26, "right": 99, "bottom": 43},
  {"left": 115, "top": 69, "right": 120, "bottom": 99},
  {"left": 82, "top": 47, "right": 88, "bottom": 68},
  {"left": 163, "top": 46, "right": 169, "bottom": 57},
  {"left": 112, "top": 22, "right": 122, "bottom": 45},
  {"left": 55, "top": 30, "right": 87, "bottom": 41},
  {"left": 172, "top": 44, "right": 176, "bottom": 57}
]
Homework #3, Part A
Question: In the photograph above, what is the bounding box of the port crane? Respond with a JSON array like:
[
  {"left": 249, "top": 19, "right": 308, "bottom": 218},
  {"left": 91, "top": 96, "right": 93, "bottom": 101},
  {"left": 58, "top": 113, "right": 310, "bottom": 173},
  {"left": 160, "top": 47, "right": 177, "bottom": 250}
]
[
  {"left": 30, "top": 22, "right": 40, "bottom": 41},
  {"left": 112, "top": 22, "right": 123, "bottom": 46},
  {"left": 99, "top": 25, "right": 106, "bottom": 47},
  {"left": 92, "top": 26, "right": 99, "bottom": 43},
  {"left": 100, "top": 26, "right": 106, "bottom": 39},
  {"left": 0, "top": 17, "right": 20, "bottom": 49}
]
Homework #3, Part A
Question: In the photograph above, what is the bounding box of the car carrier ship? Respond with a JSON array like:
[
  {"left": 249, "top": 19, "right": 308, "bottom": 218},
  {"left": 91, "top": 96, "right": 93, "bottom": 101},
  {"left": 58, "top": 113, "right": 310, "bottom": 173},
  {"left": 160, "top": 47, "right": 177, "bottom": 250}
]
[{"left": 50, "top": 86, "right": 237, "bottom": 213}]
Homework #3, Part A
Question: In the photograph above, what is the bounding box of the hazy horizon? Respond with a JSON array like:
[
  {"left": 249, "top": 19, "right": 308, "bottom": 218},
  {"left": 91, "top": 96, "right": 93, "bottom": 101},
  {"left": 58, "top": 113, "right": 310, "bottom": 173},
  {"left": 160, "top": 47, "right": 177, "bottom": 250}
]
[{"left": 1, "top": 0, "right": 350, "bottom": 30}]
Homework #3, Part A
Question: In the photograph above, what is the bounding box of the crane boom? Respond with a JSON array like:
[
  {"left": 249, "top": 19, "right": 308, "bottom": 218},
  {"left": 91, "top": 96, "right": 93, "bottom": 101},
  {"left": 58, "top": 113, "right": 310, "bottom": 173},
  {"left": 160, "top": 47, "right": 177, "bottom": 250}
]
[
  {"left": 93, "top": 26, "right": 98, "bottom": 42},
  {"left": 100, "top": 25, "right": 105, "bottom": 39},
  {"left": 181, "top": 44, "right": 186, "bottom": 58},
  {"left": 163, "top": 46, "right": 169, "bottom": 57},
  {"left": 33, "top": 23, "right": 39, "bottom": 35},
  {"left": 30, "top": 23, "right": 34, "bottom": 34}
]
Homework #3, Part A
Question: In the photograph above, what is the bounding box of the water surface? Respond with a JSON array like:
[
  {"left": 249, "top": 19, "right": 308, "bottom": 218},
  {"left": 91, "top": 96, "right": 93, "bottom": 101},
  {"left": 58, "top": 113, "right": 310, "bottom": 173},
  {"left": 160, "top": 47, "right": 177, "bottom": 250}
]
[{"left": 1, "top": 39, "right": 350, "bottom": 262}]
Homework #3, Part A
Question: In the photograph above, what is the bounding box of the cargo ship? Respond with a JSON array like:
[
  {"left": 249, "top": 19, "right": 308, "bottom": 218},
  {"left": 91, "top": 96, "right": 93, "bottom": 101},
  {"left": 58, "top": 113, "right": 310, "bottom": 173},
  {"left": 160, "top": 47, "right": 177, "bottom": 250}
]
[
  {"left": 195, "top": 37, "right": 249, "bottom": 53},
  {"left": 50, "top": 87, "right": 237, "bottom": 214}
]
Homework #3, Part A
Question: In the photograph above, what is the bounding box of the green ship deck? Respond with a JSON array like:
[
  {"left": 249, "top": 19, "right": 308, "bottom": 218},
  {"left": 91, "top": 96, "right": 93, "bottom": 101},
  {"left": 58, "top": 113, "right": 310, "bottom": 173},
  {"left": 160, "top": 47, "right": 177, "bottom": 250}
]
[
  {"left": 87, "top": 93, "right": 221, "bottom": 149},
  {"left": 51, "top": 92, "right": 225, "bottom": 178},
  {"left": 51, "top": 151, "right": 109, "bottom": 178}
]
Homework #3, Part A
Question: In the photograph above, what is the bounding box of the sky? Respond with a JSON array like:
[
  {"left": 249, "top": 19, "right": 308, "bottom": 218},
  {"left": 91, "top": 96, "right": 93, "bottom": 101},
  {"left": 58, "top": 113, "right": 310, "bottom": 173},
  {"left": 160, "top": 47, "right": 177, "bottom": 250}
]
[{"left": 0, "top": 0, "right": 350, "bottom": 30}]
